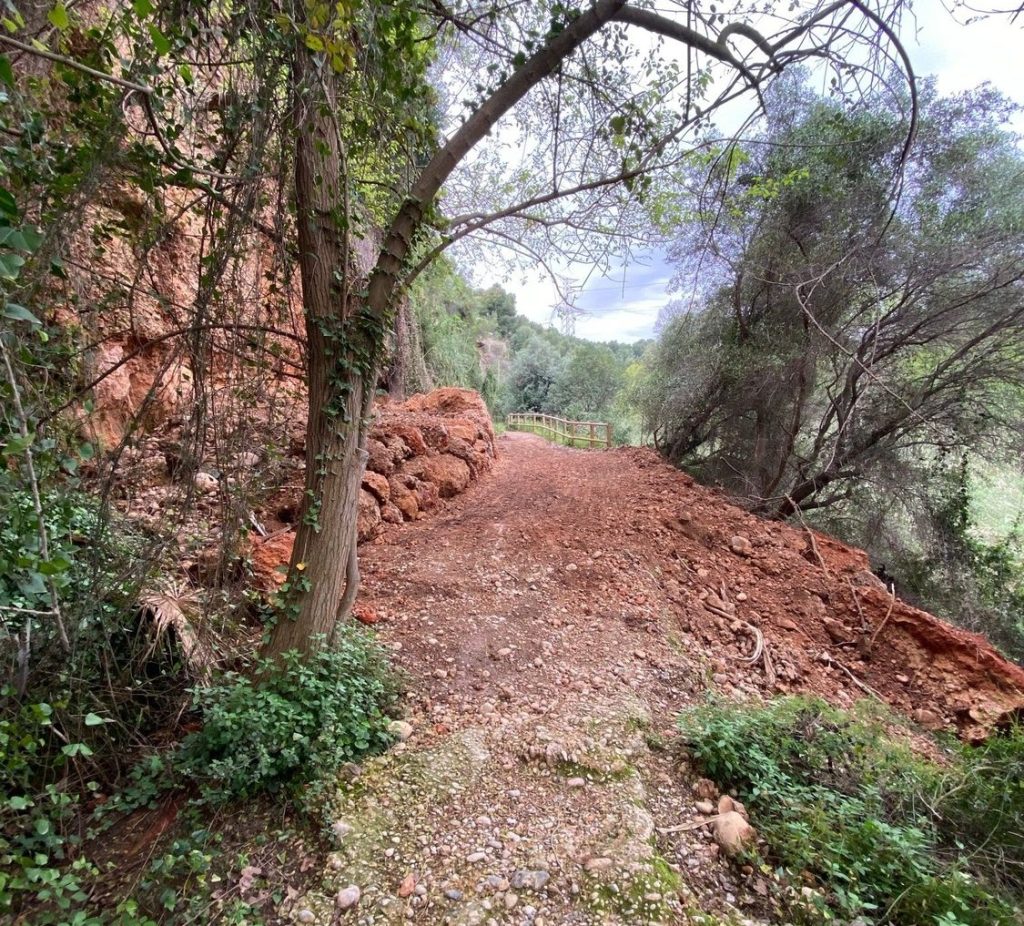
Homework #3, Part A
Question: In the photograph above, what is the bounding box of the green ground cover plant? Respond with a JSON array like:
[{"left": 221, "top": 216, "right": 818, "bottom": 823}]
[{"left": 678, "top": 696, "right": 1023, "bottom": 925}]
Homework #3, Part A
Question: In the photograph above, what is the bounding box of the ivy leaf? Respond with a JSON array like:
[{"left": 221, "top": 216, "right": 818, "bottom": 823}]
[
  {"left": 2, "top": 303, "right": 41, "bottom": 325},
  {"left": 38, "top": 555, "right": 72, "bottom": 576},
  {"left": 0, "top": 252, "right": 25, "bottom": 280},
  {"left": 148, "top": 24, "right": 171, "bottom": 55},
  {"left": 47, "top": 4, "right": 69, "bottom": 30},
  {"left": 0, "top": 54, "right": 13, "bottom": 88},
  {"left": 304, "top": 33, "right": 325, "bottom": 52},
  {"left": 132, "top": 0, "right": 154, "bottom": 16},
  {"left": 84, "top": 713, "right": 105, "bottom": 726},
  {"left": 62, "top": 743, "right": 94, "bottom": 757},
  {"left": 4, "top": 432, "right": 35, "bottom": 456},
  {"left": 18, "top": 571, "right": 47, "bottom": 597},
  {"left": 19, "top": 226, "right": 43, "bottom": 252}
]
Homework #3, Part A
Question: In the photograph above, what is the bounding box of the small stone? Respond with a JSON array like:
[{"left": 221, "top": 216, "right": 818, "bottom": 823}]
[
  {"left": 398, "top": 873, "right": 417, "bottom": 898},
  {"left": 331, "top": 820, "right": 354, "bottom": 841},
  {"left": 695, "top": 800, "right": 715, "bottom": 815},
  {"left": 496, "top": 647, "right": 512, "bottom": 658},
  {"left": 694, "top": 778, "right": 718, "bottom": 801},
  {"left": 353, "top": 605, "right": 380, "bottom": 626},
  {"left": 434, "top": 668, "right": 448, "bottom": 679},
  {"left": 566, "top": 777, "right": 586, "bottom": 788},
  {"left": 482, "top": 874, "right": 508, "bottom": 892},
  {"left": 444, "top": 889, "right": 463, "bottom": 901},
  {"left": 509, "top": 869, "right": 550, "bottom": 891},
  {"left": 296, "top": 911, "right": 315, "bottom": 924},
  {"left": 735, "top": 592, "right": 747, "bottom": 602},
  {"left": 504, "top": 892, "right": 519, "bottom": 910},
  {"left": 476, "top": 815, "right": 492, "bottom": 827},
  {"left": 896, "top": 674, "right": 910, "bottom": 684},
  {"left": 729, "top": 535, "right": 753, "bottom": 557},
  {"left": 583, "top": 857, "right": 614, "bottom": 873},
  {"left": 912, "top": 708, "right": 943, "bottom": 730},
  {"left": 713, "top": 811, "right": 756, "bottom": 857},
  {"left": 466, "top": 851, "right": 487, "bottom": 863},
  {"left": 389, "top": 720, "right": 414, "bottom": 741},
  {"left": 335, "top": 885, "right": 361, "bottom": 910},
  {"left": 193, "top": 471, "right": 218, "bottom": 493}
]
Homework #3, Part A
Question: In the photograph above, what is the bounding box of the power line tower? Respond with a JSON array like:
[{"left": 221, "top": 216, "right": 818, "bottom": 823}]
[{"left": 553, "top": 302, "right": 582, "bottom": 337}]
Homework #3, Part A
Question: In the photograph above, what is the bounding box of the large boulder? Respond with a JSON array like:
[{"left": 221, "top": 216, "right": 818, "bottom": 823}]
[
  {"left": 403, "top": 453, "right": 472, "bottom": 498},
  {"left": 388, "top": 475, "right": 420, "bottom": 521},
  {"left": 361, "top": 470, "right": 390, "bottom": 504},
  {"left": 357, "top": 489, "right": 382, "bottom": 542}
]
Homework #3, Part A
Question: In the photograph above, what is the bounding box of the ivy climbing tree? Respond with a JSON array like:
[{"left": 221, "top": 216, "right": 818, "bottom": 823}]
[{"left": 266, "top": 0, "right": 923, "bottom": 659}]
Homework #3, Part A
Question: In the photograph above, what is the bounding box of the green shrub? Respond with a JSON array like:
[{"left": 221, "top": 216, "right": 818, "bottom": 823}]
[
  {"left": 177, "top": 629, "right": 400, "bottom": 803},
  {"left": 939, "top": 727, "right": 1024, "bottom": 897},
  {"left": 0, "top": 693, "right": 102, "bottom": 922},
  {"left": 678, "top": 697, "right": 1022, "bottom": 925}
]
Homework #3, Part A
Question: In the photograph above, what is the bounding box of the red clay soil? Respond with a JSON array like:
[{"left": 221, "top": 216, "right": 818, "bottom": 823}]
[{"left": 350, "top": 432, "right": 1024, "bottom": 742}]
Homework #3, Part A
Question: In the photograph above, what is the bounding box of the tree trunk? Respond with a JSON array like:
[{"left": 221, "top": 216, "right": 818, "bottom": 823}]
[
  {"left": 265, "top": 0, "right": 628, "bottom": 659},
  {"left": 262, "top": 40, "right": 370, "bottom": 660}
]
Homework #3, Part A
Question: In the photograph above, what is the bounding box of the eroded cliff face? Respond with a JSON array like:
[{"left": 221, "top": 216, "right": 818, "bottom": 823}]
[{"left": 60, "top": 184, "right": 305, "bottom": 452}]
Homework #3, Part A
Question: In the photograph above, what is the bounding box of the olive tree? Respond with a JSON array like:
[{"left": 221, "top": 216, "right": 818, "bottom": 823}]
[{"left": 643, "top": 80, "right": 1024, "bottom": 518}]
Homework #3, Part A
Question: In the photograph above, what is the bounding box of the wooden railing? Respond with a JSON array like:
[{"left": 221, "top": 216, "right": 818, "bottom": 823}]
[{"left": 506, "top": 411, "right": 612, "bottom": 448}]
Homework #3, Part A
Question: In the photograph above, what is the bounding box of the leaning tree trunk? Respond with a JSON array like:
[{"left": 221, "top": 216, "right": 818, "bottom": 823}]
[
  {"left": 266, "top": 0, "right": 628, "bottom": 659},
  {"left": 262, "top": 41, "right": 373, "bottom": 661}
]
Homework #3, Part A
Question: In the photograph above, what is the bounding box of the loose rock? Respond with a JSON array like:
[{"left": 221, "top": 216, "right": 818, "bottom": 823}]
[
  {"left": 335, "top": 885, "right": 361, "bottom": 910},
  {"left": 510, "top": 869, "right": 550, "bottom": 891}
]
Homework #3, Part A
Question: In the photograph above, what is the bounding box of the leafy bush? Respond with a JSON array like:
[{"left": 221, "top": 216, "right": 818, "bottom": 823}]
[
  {"left": 678, "top": 697, "right": 1022, "bottom": 925},
  {"left": 940, "top": 728, "right": 1024, "bottom": 897},
  {"left": 0, "top": 693, "right": 102, "bottom": 922},
  {"left": 897, "top": 457, "right": 1024, "bottom": 664},
  {"left": 177, "top": 630, "right": 400, "bottom": 802}
]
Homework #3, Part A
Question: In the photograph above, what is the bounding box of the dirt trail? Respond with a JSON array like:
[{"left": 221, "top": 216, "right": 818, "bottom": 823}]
[{"left": 289, "top": 432, "right": 1024, "bottom": 925}]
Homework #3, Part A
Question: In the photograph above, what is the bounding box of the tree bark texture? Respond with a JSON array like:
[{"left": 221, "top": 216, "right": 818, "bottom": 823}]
[{"left": 262, "top": 41, "right": 370, "bottom": 660}]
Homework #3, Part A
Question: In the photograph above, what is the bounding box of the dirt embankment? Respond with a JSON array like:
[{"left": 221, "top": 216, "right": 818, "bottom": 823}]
[{"left": 619, "top": 446, "right": 1024, "bottom": 740}]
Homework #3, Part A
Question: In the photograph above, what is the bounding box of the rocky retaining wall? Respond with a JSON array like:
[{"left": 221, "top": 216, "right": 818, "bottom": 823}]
[{"left": 251, "top": 388, "right": 495, "bottom": 586}]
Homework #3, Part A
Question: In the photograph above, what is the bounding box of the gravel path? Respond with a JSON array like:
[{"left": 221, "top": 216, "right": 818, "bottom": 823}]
[
  {"left": 286, "top": 429, "right": 1024, "bottom": 924},
  {"left": 289, "top": 433, "right": 764, "bottom": 925}
]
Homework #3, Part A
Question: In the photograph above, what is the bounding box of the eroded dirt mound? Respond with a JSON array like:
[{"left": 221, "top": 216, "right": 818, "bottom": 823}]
[
  {"left": 617, "top": 445, "right": 1024, "bottom": 740},
  {"left": 250, "top": 388, "right": 496, "bottom": 587}
]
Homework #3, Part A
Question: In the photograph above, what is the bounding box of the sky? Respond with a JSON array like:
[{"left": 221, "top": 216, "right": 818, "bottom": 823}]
[{"left": 471, "top": 0, "right": 1024, "bottom": 344}]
